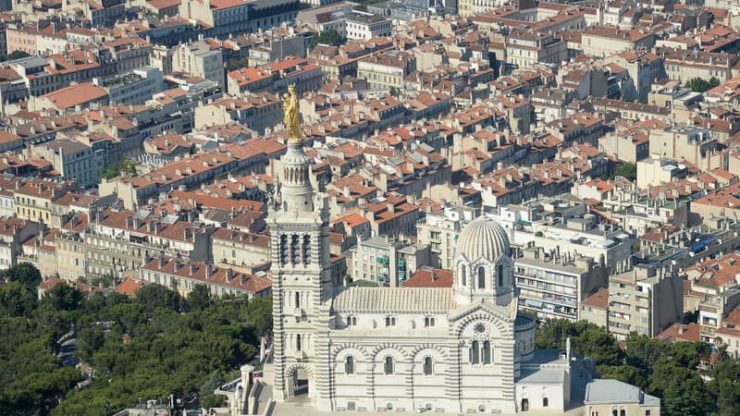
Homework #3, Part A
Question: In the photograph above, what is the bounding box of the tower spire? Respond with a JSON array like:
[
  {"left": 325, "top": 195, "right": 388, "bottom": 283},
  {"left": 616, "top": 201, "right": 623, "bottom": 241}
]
[{"left": 280, "top": 85, "right": 313, "bottom": 212}]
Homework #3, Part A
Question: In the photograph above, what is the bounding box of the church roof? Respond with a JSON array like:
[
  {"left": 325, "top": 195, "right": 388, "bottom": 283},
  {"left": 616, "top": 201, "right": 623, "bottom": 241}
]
[
  {"left": 334, "top": 287, "right": 456, "bottom": 313},
  {"left": 457, "top": 215, "right": 510, "bottom": 262}
]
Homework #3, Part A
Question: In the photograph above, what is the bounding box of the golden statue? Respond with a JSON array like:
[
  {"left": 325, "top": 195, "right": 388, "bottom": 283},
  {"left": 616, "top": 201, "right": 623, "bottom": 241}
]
[{"left": 283, "top": 85, "right": 301, "bottom": 143}]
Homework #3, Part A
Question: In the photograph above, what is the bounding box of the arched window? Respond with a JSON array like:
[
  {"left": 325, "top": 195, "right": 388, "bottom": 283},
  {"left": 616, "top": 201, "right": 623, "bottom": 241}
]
[
  {"left": 279, "top": 234, "right": 288, "bottom": 265},
  {"left": 478, "top": 267, "right": 485, "bottom": 289},
  {"left": 460, "top": 266, "right": 466, "bottom": 286},
  {"left": 497, "top": 264, "right": 504, "bottom": 287},
  {"left": 291, "top": 234, "right": 300, "bottom": 264},
  {"left": 423, "top": 357, "right": 433, "bottom": 375},
  {"left": 384, "top": 356, "right": 394, "bottom": 375},
  {"left": 470, "top": 341, "right": 480, "bottom": 364},
  {"left": 619, "top": 411, "right": 625, "bottom": 416},
  {"left": 612, "top": 410, "right": 618, "bottom": 416},
  {"left": 296, "top": 334, "right": 302, "bottom": 351},
  {"left": 345, "top": 356, "right": 354, "bottom": 374},
  {"left": 543, "top": 397, "right": 549, "bottom": 407},
  {"left": 483, "top": 341, "right": 491, "bottom": 364},
  {"left": 303, "top": 235, "right": 311, "bottom": 265}
]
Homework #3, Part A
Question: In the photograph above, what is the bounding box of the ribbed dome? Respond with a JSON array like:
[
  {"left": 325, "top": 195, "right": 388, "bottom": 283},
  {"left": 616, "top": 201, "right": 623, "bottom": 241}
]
[{"left": 457, "top": 216, "right": 510, "bottom": 262}]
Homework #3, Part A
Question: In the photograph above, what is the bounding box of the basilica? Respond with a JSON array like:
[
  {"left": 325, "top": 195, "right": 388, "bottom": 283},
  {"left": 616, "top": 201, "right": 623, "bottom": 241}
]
[
  {"left": 267, "top": 128, "right": 578, "bottom": 414},
  {"left": 266, "top": 93, "right": 654, "bottom": 415}
]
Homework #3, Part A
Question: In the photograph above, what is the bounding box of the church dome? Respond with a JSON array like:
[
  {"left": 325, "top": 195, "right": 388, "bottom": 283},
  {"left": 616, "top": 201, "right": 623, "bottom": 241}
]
[{"left": 457, "top": 216, "right": 510, "bottom": 262}]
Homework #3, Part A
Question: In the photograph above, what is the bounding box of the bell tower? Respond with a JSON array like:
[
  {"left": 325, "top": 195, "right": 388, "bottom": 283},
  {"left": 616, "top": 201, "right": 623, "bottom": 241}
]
[{"left": 269, "top": 85, "right": 335, "bottom": 408}]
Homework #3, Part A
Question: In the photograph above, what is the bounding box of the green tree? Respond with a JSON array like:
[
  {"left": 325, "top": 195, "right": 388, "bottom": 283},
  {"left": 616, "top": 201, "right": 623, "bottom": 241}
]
[
  {"left": 2, "top": 262, "right": 42, "bottom": 289},
  {"left": 613, "top": 162, "right": 637, "bottom": 181},
  {"left": 77, "top": 327, "right": 105, "bottom": 363},
  {"left": 246, "top": 296, "right": 273, "bottom": 337},
  {"left": 310, "top": 29, "right": 346, "bottom": 48},
  {"left": 40, "top": 283, "right": 84, "bottom": 311},
  {"left": 687, "top": 77, "right": 720, "bottom": 93},
  {"left": 0, "top": 282, "right": 37, "bottom": 317},
  {"left": 187, "top": 284, "right": 211, "bottom": 311},
  {"left": 6, "top": 50, "right": 30, "bottom": 61}
]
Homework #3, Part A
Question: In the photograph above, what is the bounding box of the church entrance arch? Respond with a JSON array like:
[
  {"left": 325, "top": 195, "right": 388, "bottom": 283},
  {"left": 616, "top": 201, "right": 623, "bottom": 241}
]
[{"left": 286, "top": 365, "right": 312, "bottom": 401}]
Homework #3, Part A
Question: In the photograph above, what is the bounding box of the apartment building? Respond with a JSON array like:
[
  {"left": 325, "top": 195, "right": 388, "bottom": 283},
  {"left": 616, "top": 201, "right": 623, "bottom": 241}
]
[
  {"left": 506, "top": 29, "right": 567, "bottom": 70},
  {"left": 660, "top": 48, "right": 738, "bottom": 84},
  {"left": 211, "top": 228, "right": 270, "bottom": 270},
  {"left": 31, "top": 139, "right": 98, "bottom": 188},
  {"left": 606, "top": 267, "right": 683, "bottom": 340},
  {"left": 698, "top": 287, "right": 740, "bottom": 345},
  {"left": 581, "top": 25, "right": 656, "bottom": 57},
  {"left": 515, "top": 247, "right": 608, "bottom": 321},
  {"left": 173, "top": 41, "right": 225, "bottom": 89},
  {"left": 14, "top": 180, "right": 74, "bottom": 226},
  {"left": 345, "top": 11, "right": 392, "bottom": 40},
  {"left": 357, "top": 50, "right": 416, "bottom": 90},
  {"left": 416, "top": 205, "right": 477, "bottom": 269},
  {"left": 0, "top": 217, "right": 42, "bottom": 270},
  {"left": 141, "top": 255, "right": 271, "bottom": 298},
  {"left": 636, "top": 155, "right": 690, "bottom": 189},
  {"left": 349, "top": 236, "right": 431, "bottom": 287}
]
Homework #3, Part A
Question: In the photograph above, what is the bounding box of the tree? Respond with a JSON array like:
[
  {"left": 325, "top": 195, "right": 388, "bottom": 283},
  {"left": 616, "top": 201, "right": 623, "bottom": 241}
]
[
  {"left": 77, "top": 327, "right": 105, "bottom": 363},
  {"left": 6, "top": 50, "right": 30, "bottom": 61},
  {"left": 310, "top": 30, "right": 346, "bottom": 48},
  {"left": 41, "top": 283, "right": 84, "bottom": 311},
  {"left": 687, "top": 77, "right": 720, "bottom": 93},
  {"left": 187, "top": 284, "right": 211, "bottom": 311},
  {"left": 2, "top": 262, "right": 42, "bottom": 289},
  {"left": 613, "top": 162, "right": 637, "bottom": 182},
  {"left": 246, "top": 296, "right": 272, "bottom": 338},
  {"left": 0, "top": 282, "right": 37, "bottom": 317}
]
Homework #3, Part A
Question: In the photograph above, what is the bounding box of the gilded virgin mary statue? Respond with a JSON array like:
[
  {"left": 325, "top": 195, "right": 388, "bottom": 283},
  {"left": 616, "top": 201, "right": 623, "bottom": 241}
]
[{"left": 283, "top": 85, "right": 301, "bottom": 142}]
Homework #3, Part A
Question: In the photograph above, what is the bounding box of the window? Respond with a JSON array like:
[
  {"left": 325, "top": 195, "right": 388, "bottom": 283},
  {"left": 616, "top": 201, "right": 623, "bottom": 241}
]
[
  {"left": 347, "top": 316, "right": 357, "bottom": 326},
  {"left": 303, "top": 234, "right": 311, "bottom": 265},
  {"left": 612, "top": 411, "right": 618, "bottom": 416},
  {"left": 345, "top": 356, "right": 354, "bottom": 374},
  {"left": 385, "top": 316, "right": 396, "bottom": 327},
  {"left": 470, "top": 341, "right": 480, "bottom": 364},
  {"left": 384, "top": 356, "right": 394, "bottom": 375},
  {"left": 460, "top": 266, "right": 466, "bottom": 286},
  {"left": 483, "top": 341, "right": 491, "bottom": 364},
  {"left": 498, "top": 264, "right": 504, "bottom": 287},
  {"left": 424, "top": 317, "right": 435, "bottom": 327},
  {"left": 620, "top": 411, "right": 625, "bottom": 416},
  {"left": 423, "top": 357, "right": 433, "bottom": 375},
  {"left": 543, "top": 397, "right": 549, "bottom": 407},
  {"left": 291, "top": 234, "right": 300, "bottom": 264},
  {"left": 478, "top": 267, "right": 485, "bottom": 289},
  {"left": 296, "top": 334, "right": 302, "bottom": 351}
]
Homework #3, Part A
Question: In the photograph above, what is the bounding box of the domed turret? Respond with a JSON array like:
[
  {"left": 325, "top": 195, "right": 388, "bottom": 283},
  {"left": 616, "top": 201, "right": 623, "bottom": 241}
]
[
  {"left": 457, "top": 216, "right": 510, "bottom": 262},
  {"left": 453, "top": 215, "right": 515, "bottom": 306}
]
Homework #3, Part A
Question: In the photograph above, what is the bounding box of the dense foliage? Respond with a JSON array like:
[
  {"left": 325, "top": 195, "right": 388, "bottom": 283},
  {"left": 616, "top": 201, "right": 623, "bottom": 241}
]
[
  {"left": 687, "top": 77, "right": 720, "bottom": 93},
  {"left": 310, "top": 29, "right": 347, "bottom": 48},
  {"left": 0, "top": 265, "right": 271, "bottom": 416},
  {"left": 99, "top": 159, "right": 137, "bottom": 180},
  {"left": 537, "top": 319, "right": 740, "bottom": 416}
]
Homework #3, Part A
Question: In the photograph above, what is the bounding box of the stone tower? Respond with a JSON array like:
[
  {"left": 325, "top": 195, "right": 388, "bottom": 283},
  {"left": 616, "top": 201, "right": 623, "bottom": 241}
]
[{"left": 268, "top": 106, "right": 335, "bottom": 407}]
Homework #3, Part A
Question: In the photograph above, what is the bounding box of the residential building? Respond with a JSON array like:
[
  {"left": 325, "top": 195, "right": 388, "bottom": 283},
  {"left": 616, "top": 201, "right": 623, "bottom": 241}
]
[
  {"left": 416, "top": 205, "right": 477, "bottom": 269},
  {"left": 141, "top": 255, "right": 272, "bottom": 298},
  {"left": 606, "top": 267, "right": 684, "bottom": 340},
  {"left": 515, "top": 247, "right": 608, "bottom": 321},
  {"left": 31, "top": 139, "right": 99, "bottom": 188},
  {"left": 173, "top": 41, "right": 225, "bottom": 90},
  {"left": 349, "top": 235, "right": 432, "bottom": 287}
]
